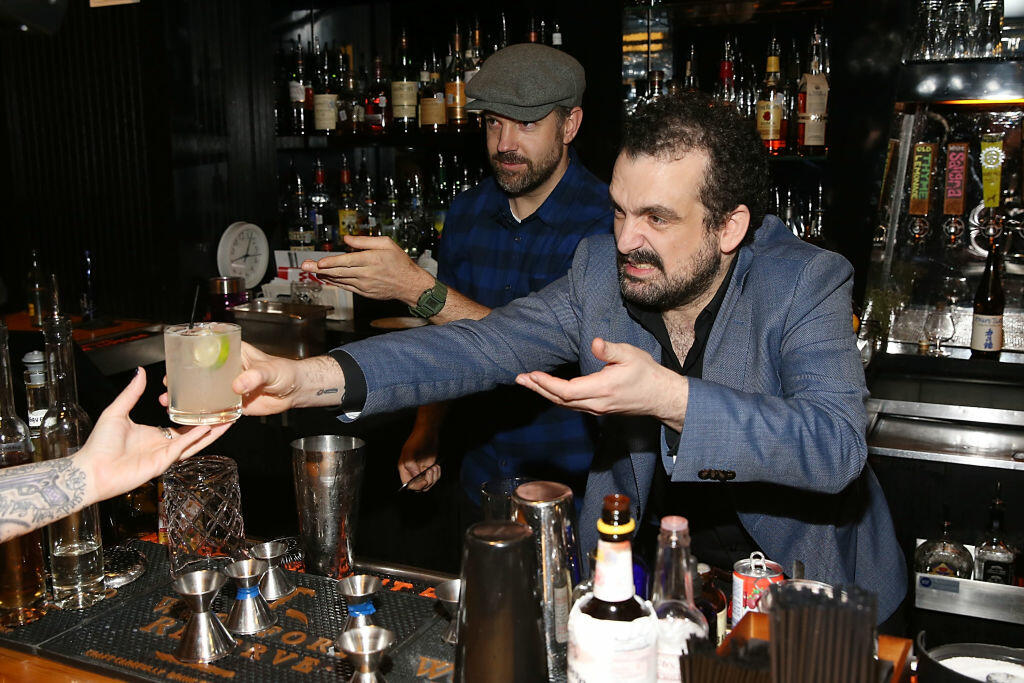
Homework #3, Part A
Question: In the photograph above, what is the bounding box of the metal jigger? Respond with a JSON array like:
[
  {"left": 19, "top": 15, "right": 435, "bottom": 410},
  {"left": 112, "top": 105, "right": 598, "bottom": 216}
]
[
  {"left": 338, "top": 574, "right": 381, "bottom": 632},
  {"left": 224, "top": 559, "right": 277, "bottom": 635},
  {"left": 434, "top": 579, "right": 461, "bottom": 645},
  {"left": 251, "top": 541, "right": 295, "bottom": 601},
  {"left": 336, "top": 626, "right": 395, "bottom": 683},
  {"left": 172, "top": 569, "right": 235, "bottom": 664}
]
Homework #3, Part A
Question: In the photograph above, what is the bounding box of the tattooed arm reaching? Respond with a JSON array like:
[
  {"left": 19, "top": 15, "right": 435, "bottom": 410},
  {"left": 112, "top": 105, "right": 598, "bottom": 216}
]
[{"left": 0, "top": 367, "right": 231, "bottom": 544}]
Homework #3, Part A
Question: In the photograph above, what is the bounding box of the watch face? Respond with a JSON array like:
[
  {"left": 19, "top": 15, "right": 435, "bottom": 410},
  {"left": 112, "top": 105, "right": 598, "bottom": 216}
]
[{"left": 218, "top": 222, "right": 269, "bottom": 289}]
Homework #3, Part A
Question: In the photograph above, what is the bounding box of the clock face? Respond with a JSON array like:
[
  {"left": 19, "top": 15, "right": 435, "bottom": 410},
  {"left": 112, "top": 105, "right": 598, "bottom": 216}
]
[{"left": 217, "top": 222, "right": 269, "bottom": 289}]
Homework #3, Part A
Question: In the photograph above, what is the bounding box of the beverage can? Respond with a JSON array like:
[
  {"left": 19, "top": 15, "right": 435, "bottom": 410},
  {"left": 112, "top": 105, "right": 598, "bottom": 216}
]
[{"left": 731, "top": 552, "right": 784, "bottom": 627}]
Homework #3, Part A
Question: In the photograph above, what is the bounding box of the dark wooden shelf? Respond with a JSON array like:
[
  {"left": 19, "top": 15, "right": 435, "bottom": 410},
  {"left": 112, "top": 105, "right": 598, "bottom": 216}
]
[{"left": 276, "top": 127, "right": 483, "bottom": 152}]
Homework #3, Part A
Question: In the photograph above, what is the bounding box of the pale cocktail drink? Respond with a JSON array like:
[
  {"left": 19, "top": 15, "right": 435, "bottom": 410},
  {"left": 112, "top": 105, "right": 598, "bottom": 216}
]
[{"left": 164, "top": 322, "right": 242, "bottom": 425}]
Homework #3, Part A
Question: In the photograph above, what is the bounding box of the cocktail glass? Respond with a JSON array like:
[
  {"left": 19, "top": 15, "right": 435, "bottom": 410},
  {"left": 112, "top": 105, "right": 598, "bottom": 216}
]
[{"left": 164, "top": 322, "right": 242, "bottom": 425}]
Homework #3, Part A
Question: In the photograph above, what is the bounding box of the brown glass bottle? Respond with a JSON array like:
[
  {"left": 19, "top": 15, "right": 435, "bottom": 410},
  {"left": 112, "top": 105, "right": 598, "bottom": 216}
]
[
  {"left": 695, "top": 562, "right": 728, "bottom": 646},
  {"left": 971, "top": 236, "right": 1004, "bottom": 360},
  {"left": 579, "top": 494, "right": 649, "bottom": 621}
]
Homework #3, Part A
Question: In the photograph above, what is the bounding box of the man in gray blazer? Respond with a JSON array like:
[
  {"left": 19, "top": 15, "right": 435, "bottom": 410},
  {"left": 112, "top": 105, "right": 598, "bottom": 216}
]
[{"left": 225, "top": 94, "right": 906, "bottom": 623}]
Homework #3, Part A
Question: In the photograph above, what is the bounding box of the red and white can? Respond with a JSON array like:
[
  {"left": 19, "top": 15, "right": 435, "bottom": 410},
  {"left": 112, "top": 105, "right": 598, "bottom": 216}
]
[{"left": 732, "top": 551, "right": 785, "bottom": 627}]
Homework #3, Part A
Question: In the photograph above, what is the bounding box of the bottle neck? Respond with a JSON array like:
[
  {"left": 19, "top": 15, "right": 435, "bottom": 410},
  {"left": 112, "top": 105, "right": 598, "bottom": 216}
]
[
  {"left": 651, "top": 534, "right": 698, "bottom": 607},
  {"left": 44, "top": 318, "right": 79, "bottom": 407},
  {"left": 0, "top": 326, "right": 17, "bottom": 417}
]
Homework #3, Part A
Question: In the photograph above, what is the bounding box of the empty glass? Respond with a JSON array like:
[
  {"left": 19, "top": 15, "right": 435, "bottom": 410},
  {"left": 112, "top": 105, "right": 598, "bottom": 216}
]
[
  {"left": 162, "top": 455, "right": 246, "bottom": 578},
  {"left": 924, "top": 302, "right": 957, "bottom": 356},
  {"left": 974, "top": 0, "right": 1004, "bottom": 58}
]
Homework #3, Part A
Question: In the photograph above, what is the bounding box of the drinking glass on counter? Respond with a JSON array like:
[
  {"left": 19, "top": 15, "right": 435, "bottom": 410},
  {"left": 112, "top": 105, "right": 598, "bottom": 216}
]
[
  {"left": 164, "top": 322, "right": 242, "bottom": 426},
  {"left": 923, "top": 302, "right": 956, "bottom": 357}
]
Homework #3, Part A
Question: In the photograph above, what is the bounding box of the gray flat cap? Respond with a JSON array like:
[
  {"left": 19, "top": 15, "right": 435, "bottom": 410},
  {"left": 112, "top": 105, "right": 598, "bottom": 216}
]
[{"left": 466, "top": 43, "right": 585, "bottom": 122}]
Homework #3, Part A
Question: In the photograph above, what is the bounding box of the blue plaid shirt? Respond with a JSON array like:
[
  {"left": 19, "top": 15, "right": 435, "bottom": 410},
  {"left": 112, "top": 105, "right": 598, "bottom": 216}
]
[{"left": 437, "top": 148, "right": 612, "bottom": 505}]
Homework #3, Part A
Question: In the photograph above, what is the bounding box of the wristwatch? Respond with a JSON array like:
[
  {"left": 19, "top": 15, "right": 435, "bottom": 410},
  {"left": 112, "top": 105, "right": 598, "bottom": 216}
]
[{"left": 409, "top": 280, "right": 448, "bottom": 318}]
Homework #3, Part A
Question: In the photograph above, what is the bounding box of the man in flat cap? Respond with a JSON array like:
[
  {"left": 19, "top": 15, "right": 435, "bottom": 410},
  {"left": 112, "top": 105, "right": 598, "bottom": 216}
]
[{"left": 303, "top": 44, "right": 610, "bottom": 530}]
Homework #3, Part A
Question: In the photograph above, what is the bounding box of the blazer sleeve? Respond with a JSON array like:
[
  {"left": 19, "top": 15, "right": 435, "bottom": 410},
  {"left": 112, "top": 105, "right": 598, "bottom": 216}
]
[
  {"left": 338, "top": 238, "right": 598, "bottom": 417},
  {"left": 673, "top": 250, "right": 869, "bottom": 494}
]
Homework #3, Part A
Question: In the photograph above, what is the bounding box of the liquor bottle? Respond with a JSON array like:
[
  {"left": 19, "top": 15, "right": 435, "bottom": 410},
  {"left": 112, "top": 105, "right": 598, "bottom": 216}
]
[
  {"left": 971, "top": 237, "right": 1004, "bottom": 360},
  {"left": 312, "top": 37, "right": 338, "bottom": 136},
  {"left": 465, "top": 18, "right": 483, "bottom": 83},
  {"left": 567, "top": 494, "right": 657, "bottom": 683},
  {"left": 975, "top": 484, "right": 1017, "bottom": 584},
  {"left": 419, "top": 50, "right": 446, "bottom": 132},
  {"left": 288, "top": 37, "right": 307, "bottom": 136},
  {"left": 391, "top": 30, "right": 418, "bottom": 133},
  {"left": 22, "top": 350, "right": 47, "bottom": 455},
  {"left": 914, "top": 519, "right": 974, "bottom": 578},
  {"left": 0, "top": 321, "right": 47, "bottom": 627},
  {"left": 379, "top": 175, "right": 399, "bottom": 243},
  {"left": 682, "top": 43, "right": 699, "bottom": 93},
  {"left": 364, "top": 55, "right": 390, "bottom": 135},
  {"left": 650, "top": 517, "right": 708, "bottom": 681},
  {"left": 309, "top": 158, "right": 336, "bottom": 251},
  {"left": 363, "top": 181, "right": 380, "bottom": 237},
  {"left": 551, "top": 23, "right": 564, "bottom": 50},
  {"left": 798, "top": 26, "right": 829, "bottom": 155},
  {"left": 497, "top": 11, "right": 509, "bottom": 51},
  {"left": 336, "top": 155, "right": 359, "bottom": 246},
  {"left": 80, "top": 249, "right": 96, "bottom": 323},
  {"left": 25, "top": 248, "right": 48, "bottom": 328},
  {"left": 273, "top": 44, "right": 289, "bottom": 135},
  {"left": 805, "top": 180, "right": 828, "bottom": 248},
  {"left": 287, "top": 170, "right": 314, "bottom": 251},
  {"left": 695, "top": 563, "right": 727, "bottom": 647},
  {"left": 445, "top": 25, "right": 468, "bottom": 131},
  {"left": 756, "top": 35, "right": 785, "bottom": 155},
  {"left": 645, "top": 70, "right": 666, "bottom": 103},
  {"left": 41, "top": 316, "right": 106, "bottom": 609},
  {"left": 527, "top": 14, "right": 541, "bottom": 43},
  {"left": 713, "top": 38, "right": 737, "bottom": 107},
  {"left": 338, "top": 51, "right": 364, "bottom": 134}
]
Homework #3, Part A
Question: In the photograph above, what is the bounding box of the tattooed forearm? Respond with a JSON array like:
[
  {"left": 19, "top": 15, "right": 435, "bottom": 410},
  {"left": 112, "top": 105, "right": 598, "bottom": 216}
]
[{"left": 0, "top": 457, "right": 88, "bottom": 544}]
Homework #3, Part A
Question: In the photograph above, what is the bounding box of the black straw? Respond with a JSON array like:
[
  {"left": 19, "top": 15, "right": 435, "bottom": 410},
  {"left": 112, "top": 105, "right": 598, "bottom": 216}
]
[{"left": 188, "top": 283, "right": 201, "bottom": 329}]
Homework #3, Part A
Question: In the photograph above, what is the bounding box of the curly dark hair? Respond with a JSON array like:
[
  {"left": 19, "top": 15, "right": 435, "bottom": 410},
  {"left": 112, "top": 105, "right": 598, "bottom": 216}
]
[{"left": 622, "top": 93, "right": 769, "bottom": 240}]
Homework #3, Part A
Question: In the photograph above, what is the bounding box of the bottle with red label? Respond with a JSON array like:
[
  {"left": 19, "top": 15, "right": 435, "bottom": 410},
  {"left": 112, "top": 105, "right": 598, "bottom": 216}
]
[
  {"left": 363, "top": 55, "right": 390, "bottom": 135},
  {"left": 567, "top": 494, "right": 657, "bottom": 683}
]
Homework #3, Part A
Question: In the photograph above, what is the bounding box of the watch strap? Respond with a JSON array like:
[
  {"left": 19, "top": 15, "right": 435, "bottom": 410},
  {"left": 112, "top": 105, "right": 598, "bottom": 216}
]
[{"left": 409, "top": 280, "right": 448, "bottom": 318}]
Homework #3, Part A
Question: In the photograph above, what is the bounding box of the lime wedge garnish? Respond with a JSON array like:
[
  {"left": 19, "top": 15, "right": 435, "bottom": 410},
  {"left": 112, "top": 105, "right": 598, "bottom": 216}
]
[{"left": 192, "top": 331, "right": 230, "bottom": 369}]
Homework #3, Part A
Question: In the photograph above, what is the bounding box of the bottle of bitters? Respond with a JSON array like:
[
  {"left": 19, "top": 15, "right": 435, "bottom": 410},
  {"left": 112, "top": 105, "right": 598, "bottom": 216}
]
[{"left": 567, "top": 494, "right": 657, "bottom": 682}]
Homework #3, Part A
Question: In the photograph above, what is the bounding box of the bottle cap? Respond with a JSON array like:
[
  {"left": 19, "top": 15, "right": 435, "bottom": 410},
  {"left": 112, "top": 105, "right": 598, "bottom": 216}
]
[
  {"left": 23, "top": 350, "right": 45, "bottom": 383},
  {"left": 697, "top": 562, "right": 711, "bottom": 575},
  {"left": 660, "top": 515, "right": 689, "bottom": 533}
]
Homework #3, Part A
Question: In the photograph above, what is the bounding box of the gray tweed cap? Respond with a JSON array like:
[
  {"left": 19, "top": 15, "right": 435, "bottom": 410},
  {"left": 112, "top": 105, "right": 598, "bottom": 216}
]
[{"left": 466, "top": 43, "right": 585, "bottom": 122}]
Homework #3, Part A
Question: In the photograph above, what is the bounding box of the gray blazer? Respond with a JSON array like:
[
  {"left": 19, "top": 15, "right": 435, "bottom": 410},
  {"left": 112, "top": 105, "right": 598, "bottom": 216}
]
[{"left": 342, "top": 216, "right": 907, "bottom": 622}]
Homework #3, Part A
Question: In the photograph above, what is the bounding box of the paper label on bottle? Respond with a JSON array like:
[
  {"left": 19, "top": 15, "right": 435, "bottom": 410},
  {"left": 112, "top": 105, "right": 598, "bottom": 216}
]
[
  {"left": 391, "top": 81, "right": 418, "bottom": 118},
  {"left": 337, "top": 209, "right": 358, "bottom": 237},
  {"left": 555, "top": 584, "right": 570, "bottom": 643},
  {"left": 981, "top": 559, "right": 1013, "bottom": 584},
  {"left": 567, "top": 601, "right": 658, "bottom": 683},
  {"left": 981, "top": 135, "right": 1005, "bottom": 209},
  {"left": 28, "top": 409, "right": 46, "bottom": 428},
  {"left": 756, "top": 95, "right": 783, "bottom": 141},
  {"left": 797, "top": 74, "right": 828, "bottom": 147},
  {"left": 714, "top": 609, "right": 727, "bottom": 646},
  {"left": 445, "top": 81, "right": 466, "bottom": 120},
  {"left": 594, "top": 540, "right": 635, "bottom": 603},
  {"left": 419, "top": 97, "right": 446, "bottom": 126},
  {"left": 312, "top": 94, "right": 338, "bottom": 130},
  {"left": 909, "top": 143, "right": 937, "bottom": 216},
  {"left": 971, "top": 315, "right": 1003, "bottom": 352},
  {"left": 943, "top": 142, "right": 968, "bottom": 216},
  {"left": 288, "top": 80, "right": 304, "bottom": 103}
]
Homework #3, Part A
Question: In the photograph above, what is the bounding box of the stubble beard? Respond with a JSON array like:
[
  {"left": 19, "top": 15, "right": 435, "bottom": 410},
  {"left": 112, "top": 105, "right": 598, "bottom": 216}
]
[
  {"left": 617, "top": 229, "right": 722, "bottom": 310},
  {"left": 490, "top": 139, "right": 564, "bottom": 197}
]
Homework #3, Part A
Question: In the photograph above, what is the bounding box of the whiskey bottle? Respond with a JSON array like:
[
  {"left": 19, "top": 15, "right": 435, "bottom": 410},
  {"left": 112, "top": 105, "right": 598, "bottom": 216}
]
[
  {"left": 311, "top": 37, "right": 338, "bottom": 135},
  {"left": 567, "top": 494, "right": 657, "bottom": 683},
  {"left": 364, "top": 55, "right": 390, "bottom": 135},
  {"left": 390, "top": 30, "right": 417, "bottom": 133},
  {"left": 798, "top": 26, "right": 829, "bottom": 155},
  {"left": 971, "top": 237, "right": 1004, "bottom": 360},
  {"left": 444, "top": 25, "right": 468, "bottom": 131},
  {"left": 756, "top": 35, "right": 785, "bottom": 155},
  {"left": 975, "top": 485, "right": 1017, "bottom": 584},
  {"left": 695, "top": 563, "right": 727, "bottom": 647},
  {"left": 419, "top": 49, "right": 446, "bottom": 133},
  {"left": 0, "top": 321, "right": 47, "bottom": 627},
  {"left": 914, "top": 520, "right": 974, "bottom": 578},
  {"left": 287, "top": 37, "right": 307, "bottom": 136},
  {"left": 42, "top": 316, "right": 106, "bottom": 609},
  {"left": 650, "top": 517, "right": 708, "bottom": 681}
]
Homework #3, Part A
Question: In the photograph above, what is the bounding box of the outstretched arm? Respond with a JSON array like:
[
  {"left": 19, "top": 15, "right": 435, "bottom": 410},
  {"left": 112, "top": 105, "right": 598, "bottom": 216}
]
[{"left": 0, "top": 368, "right": 230, "bottom": 544}]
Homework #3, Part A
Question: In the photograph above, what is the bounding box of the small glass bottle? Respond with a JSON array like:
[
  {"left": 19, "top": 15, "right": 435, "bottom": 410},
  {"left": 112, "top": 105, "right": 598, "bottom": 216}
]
[
  {"left": 695, "top": 562, "right": 728, "bottom": 647},
  {"left": 42, "top": 316, "right": 106, "bottom": 609},
  {"left": 914, "top": 520, "right": 974, "bottom": 579},
  {"left": 0, "top": 321, "right": 48, "bottom": 627},
  {"left": 651, "top": 517, "right": 708, "bottom": 681},
  {"left": 975, "top": 485, "right": 1017, "bottom": 584},
  {"left": 25, "top": 248, "right": 48, "bottom": 328},
  {"left": 567, "top": 494, "right": 657, "bottom": 682},
  {"left": 21, "top": 350, "right": 47, "bottom": 458}
]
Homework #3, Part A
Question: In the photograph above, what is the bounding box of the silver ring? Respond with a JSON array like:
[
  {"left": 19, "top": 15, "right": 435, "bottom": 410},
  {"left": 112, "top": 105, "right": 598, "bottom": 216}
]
[{"left": 160, "top": 427, "right": 174, "bottom": 440}]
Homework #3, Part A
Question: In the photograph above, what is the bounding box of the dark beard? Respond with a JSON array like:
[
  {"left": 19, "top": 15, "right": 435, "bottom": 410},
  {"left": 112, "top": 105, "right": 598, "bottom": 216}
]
[
  {"left": 617, "top": 234, "right": 722, "bottom": 310},
  {"left": 490, "top": 143, "right": 563, "bottom": 196}
]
